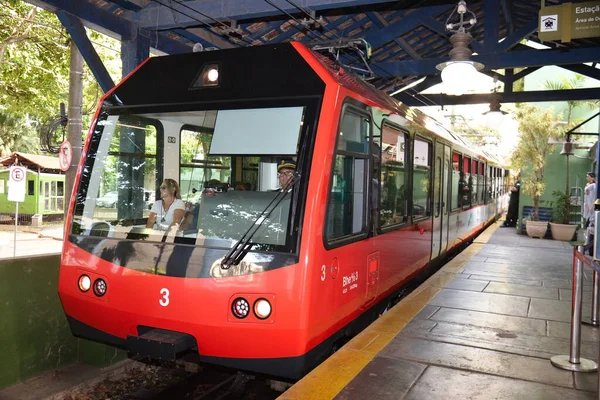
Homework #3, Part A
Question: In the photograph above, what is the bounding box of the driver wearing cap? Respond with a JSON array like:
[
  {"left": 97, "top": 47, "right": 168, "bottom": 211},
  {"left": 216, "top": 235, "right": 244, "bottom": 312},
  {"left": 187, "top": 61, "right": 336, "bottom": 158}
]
[{"left": 277, "top": 158, "right": 296, "bottom": 190}]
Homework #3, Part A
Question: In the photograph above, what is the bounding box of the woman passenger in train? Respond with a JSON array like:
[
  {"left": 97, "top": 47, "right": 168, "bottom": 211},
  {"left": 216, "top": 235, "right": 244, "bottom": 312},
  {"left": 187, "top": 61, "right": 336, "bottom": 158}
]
[{"left": 146, "top": 178, "right": 186, "bottom": 231}]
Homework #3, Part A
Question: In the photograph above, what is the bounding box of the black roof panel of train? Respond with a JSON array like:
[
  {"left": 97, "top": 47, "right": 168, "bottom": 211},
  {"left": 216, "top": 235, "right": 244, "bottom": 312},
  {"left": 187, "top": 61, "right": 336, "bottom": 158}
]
[{"left": 108, "top": 43, "right": 326, "bottom": 108}]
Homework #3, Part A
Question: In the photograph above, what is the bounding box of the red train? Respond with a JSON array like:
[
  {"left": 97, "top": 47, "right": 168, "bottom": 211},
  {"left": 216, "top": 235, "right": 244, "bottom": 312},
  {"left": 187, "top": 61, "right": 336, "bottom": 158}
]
[{"left": 59, "top": 42, "right": 508, "bottom": 380}]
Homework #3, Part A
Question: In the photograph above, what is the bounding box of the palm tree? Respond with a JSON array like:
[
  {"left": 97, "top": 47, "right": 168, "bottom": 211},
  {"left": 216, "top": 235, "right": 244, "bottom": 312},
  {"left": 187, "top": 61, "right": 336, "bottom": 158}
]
[{"left": 544, "top": 74, "right": 599, "bottom": 125}]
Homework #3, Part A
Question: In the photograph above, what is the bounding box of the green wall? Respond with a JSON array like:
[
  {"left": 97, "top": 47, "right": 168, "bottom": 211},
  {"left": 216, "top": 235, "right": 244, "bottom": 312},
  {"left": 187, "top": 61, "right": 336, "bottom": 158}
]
[
  {"left": 0, "top": 170, "right": 39, "bottom": 215},
  {"left": 0, "top": 255, "right": 125, "bottom": 390},
  {"left": 517, "top": 144, "right": 592, "bottom": 229},
  {"left": 0, "top": 171, "right": 65, "bottom": 216}
]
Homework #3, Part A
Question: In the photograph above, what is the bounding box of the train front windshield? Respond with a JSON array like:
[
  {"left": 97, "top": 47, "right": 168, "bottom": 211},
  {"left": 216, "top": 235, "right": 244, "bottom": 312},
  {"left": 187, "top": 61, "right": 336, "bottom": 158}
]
[{"left": 70, "top": 106, "right": 305, "bottom": 252}]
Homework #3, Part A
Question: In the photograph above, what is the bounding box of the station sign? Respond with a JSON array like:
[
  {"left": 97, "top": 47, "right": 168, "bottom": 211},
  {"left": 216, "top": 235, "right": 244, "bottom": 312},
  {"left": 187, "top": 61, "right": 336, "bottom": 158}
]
[
  {"left": 539, "top": 1, "right": 600, "bottom": 42},
  {"left": 8, "top": 165, "right": 27, "bottom": 203}
]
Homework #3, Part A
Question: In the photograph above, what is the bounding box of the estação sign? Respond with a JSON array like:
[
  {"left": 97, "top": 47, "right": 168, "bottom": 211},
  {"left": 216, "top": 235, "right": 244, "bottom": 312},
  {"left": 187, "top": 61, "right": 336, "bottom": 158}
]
[{"left": 539, "top": 1, "right": 600, "bottom": 42}]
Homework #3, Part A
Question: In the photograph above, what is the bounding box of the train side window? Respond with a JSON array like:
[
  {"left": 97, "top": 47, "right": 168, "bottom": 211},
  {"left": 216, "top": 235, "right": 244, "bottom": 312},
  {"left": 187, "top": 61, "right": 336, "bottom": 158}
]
[
  {"left": 451, "top": 152, "right": 461, "bottom": 209},
  {"left": 412, "top": 138, "right": 432, "bottom": 218},
  {"left": 471, "top": 159, "right": 478, "bottom": 205},
  {"left": 28, "top": 180, "right": 35, "bottom": 196},
  {"left": 379, "top": 123, "right": 408, "bottom": 228},
  {"left": 494, "top": 168, "right": 499, "bottom": 197},
  {"left": 462, "top": 156, "right": 471, "bottom": 208},
  {"left": 326, "top": 109, "right": 370, "bottom": 241},
  {"left": 478, "top": 162, "right": 484, "bottom": 205}
]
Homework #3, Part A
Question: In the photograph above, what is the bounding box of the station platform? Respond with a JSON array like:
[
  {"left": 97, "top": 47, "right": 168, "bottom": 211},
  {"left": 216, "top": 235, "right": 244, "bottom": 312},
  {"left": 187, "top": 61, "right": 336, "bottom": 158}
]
[{"left": 281, "top": 221, "right": 599, "bottom": 400}]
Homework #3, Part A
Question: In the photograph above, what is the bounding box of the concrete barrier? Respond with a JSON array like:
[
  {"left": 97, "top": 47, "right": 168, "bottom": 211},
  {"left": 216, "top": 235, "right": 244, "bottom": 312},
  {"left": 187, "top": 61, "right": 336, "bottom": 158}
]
[{"left": 0, "top": 254, "right": 125, "bottom": 390}]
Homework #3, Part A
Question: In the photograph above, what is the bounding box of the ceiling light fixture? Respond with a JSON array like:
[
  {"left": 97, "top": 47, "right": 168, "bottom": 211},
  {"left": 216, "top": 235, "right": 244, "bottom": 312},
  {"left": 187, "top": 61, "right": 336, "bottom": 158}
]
[
  {"left": 436, "top": 0, "right": 484, "bottom": 96},
  {"left": 483, "top": 76, "right": 508, "bottom": 128}
]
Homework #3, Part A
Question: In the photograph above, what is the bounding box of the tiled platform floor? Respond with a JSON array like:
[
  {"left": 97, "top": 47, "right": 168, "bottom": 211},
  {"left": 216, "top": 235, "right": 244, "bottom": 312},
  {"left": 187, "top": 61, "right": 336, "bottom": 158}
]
[
  {"left": 281, "top": 222, "right": 599, "bottom": 399},
  {"left": 335, "top": 225, "right": 598, "bottom": 399}
]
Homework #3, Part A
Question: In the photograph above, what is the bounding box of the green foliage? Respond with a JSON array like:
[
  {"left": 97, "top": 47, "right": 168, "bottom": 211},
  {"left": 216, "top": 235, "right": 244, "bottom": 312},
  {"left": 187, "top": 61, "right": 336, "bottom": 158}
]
[
  {"left": 0, "top": 111, "right": 38, "bottom": 154},
  {"left": 544, "top": 74, "right": 600, "bottom": 126},
  {"left": 550, "top": 190, "right": 571, "bottom": 225},
  {"left": 0, "top": 0, "right": 121, "bottom": 157},
  {"left": 0, "top": 0, "right": 69, "bottom": 121},
  {"left": 511, "top": 104, "right": 564, "bottom": 221}
]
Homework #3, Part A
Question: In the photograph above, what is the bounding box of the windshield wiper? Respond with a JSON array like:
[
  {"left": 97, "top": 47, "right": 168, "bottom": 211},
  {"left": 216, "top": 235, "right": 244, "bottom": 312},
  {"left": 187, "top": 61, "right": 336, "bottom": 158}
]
[{"left": 220, "top": 173, "right": 300, "bottom": 269}]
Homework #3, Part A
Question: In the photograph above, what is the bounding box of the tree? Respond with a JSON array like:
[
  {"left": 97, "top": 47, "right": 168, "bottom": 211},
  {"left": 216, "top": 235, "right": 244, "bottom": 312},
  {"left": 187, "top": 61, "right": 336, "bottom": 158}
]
[
  {"left": 544, "top": 74, "right": 599, "bottom": 126},
  {"left": 511, "top": 104, "right": 563, "bottom": 221},
  {"left": 0, "top": 0, "right": 122, "bottom": 156},
  {"left": 0, "top": 0, "right": 70, "bottom": 121},
  {"left": 0, "top": 111, "right": 38, "bottom": 155}
]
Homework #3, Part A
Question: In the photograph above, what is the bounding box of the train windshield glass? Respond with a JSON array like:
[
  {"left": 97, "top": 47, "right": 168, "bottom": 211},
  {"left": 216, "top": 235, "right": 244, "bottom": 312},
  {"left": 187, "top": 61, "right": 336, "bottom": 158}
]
[{"left": 71, "top": 107, "right": 305, "bottom": 251}]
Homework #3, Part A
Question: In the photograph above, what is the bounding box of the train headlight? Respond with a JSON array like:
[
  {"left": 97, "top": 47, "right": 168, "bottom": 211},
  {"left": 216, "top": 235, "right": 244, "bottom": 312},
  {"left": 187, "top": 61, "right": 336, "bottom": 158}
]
[
  {"left": 232, "top": 297, "right": 250, "bottom": 319},
  {"left": 253, "top": 298, "right": 272, "bottom": 320},
  {"left": 207, "top": 68, "right": 219, "bottom": 83},
  {"left": 192, "top": 63, "right": 220, "bottom": 88},
  {"left": 78, "top": 275, "right": 91, "bottom": 292},
  {"left": 93, "top": 278, "right": 107, "bottom": 297}
]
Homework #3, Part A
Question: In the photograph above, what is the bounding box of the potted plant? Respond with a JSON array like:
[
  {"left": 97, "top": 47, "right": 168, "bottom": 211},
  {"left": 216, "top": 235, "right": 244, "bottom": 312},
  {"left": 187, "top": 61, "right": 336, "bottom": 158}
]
[
  {"left": 549, "top": 190, "right": 577, "bottom": 241},
  {"left": 511, "top": 104, "right": 562, "bottom": 238}
]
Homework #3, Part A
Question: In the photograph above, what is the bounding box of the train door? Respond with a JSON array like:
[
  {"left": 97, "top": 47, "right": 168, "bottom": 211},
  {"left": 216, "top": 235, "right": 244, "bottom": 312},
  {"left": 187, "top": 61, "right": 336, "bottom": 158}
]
[
  {"left": 441, "top": 145, "right": 451, "bottom": 251},
  {"left": 432, "top": 142, "right": 449, "bottom": 260}
]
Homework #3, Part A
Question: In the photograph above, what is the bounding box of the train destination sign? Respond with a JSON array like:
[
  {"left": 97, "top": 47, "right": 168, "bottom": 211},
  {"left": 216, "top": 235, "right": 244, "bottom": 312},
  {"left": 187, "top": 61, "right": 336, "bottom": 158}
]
[{"left": 539, "top": 1, "right": 600, "bottom": 42}]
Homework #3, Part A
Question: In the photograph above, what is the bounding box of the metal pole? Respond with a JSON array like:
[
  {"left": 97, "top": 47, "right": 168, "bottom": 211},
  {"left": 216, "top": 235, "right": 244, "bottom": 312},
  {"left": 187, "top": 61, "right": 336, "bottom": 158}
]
[
  {"left": 594, "top": 271, "right": 600, "bottom": 324},
  {"left": 551, "top": 246, "right": 598, "bottom": 371},
  {"left": 583, "top": 270, "right": 600, "bottom": 327},
  {"left": 13, "top": 202, "right": 18, "bottom": 258},
  {"left": 570, "top": 245, "right": 584, "bottom": 364}
]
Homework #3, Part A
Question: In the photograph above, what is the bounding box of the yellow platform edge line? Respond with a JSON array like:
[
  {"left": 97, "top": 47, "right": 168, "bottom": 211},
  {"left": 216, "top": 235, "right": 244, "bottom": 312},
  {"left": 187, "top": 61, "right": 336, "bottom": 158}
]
[{"left": 279, "top": 221, "right": 501, "bottom": 400}]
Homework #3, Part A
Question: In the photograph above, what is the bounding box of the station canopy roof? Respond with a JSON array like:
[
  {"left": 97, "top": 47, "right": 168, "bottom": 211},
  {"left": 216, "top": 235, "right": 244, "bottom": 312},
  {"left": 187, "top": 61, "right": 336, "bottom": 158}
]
[{"left": 27, "top": 0, "right": 600, "bottom": 106}]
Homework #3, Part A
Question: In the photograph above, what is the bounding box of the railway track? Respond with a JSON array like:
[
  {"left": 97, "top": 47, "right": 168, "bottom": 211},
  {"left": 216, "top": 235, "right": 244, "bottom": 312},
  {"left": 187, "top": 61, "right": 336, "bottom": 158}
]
[{"left": 117, "top": 365, "right": 282, "bottom": 400}]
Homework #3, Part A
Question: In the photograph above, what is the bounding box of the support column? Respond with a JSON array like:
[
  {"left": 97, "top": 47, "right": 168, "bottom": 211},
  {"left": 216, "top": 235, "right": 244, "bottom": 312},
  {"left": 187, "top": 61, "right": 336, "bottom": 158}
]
[
  {"left": 65, "top": 41, "right": 83, "bottom": 217},
  {"left": 121, "top": 29, "right": 150, "bottom": 78},
  {"left": 57, "top": 11, "right": 115, "bottom": 93}
]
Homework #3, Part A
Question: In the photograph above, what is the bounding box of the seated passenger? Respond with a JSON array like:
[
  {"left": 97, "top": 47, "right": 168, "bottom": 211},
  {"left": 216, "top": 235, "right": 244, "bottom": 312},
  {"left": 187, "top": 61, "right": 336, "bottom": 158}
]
[{"left": 146, "top": 179, "right": 185, "bottom": 231}]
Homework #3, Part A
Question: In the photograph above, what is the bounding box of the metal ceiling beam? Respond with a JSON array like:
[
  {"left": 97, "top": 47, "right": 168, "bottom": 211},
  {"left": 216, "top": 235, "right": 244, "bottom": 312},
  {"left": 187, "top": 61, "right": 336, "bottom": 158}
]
[
  {"left": 121, "top": 29, "right": 149, "bottom": 77},
  {"left": 376, "top": 47, "right": 600, "bottom": 76},
  {"left": 396, "top": 88, "right": 600, "bottom": 107},
  {"left": 139, "top": 0, "right": 401, "bottom": 30},
  {"left": 501, "top": 0, "right": 513, "bottom": 33},
  {"left": 496, "top": 20, "right": 538, "bottom": 53},
  {"left": 24, "top": 0, "right": 190, "bottom": 54},
  {"left": 184, "top": 28, "right": 236, "bottom": 49},
  {"left": 560, "top": 64, "right": 600, "bottom": 81},
  {"left": 366, "top": 12, "right": 421, "bottom": 59},
  {"left": 484, "top": 0, "right": 499, "bottom": 52},
  {"left": 272, "top": 13, "right": 358, "bottom": 43},
  {"left": 172, "top": 28, "right": 223, "bottom": 50},
  {"left": 109, "top": 0, "right": 141, "bottom": 12},
  {"left": 365, "top": 6, "right": 453, "bottom": 49},
  {"left": 512, "top": 67, "right": 541, "bottom": 82},
  {"left": 56, "top": 11, "right": 115, "bottom": 92},
  {"left": 421, "top": 16, "right": 484, "bottom": 54}
]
